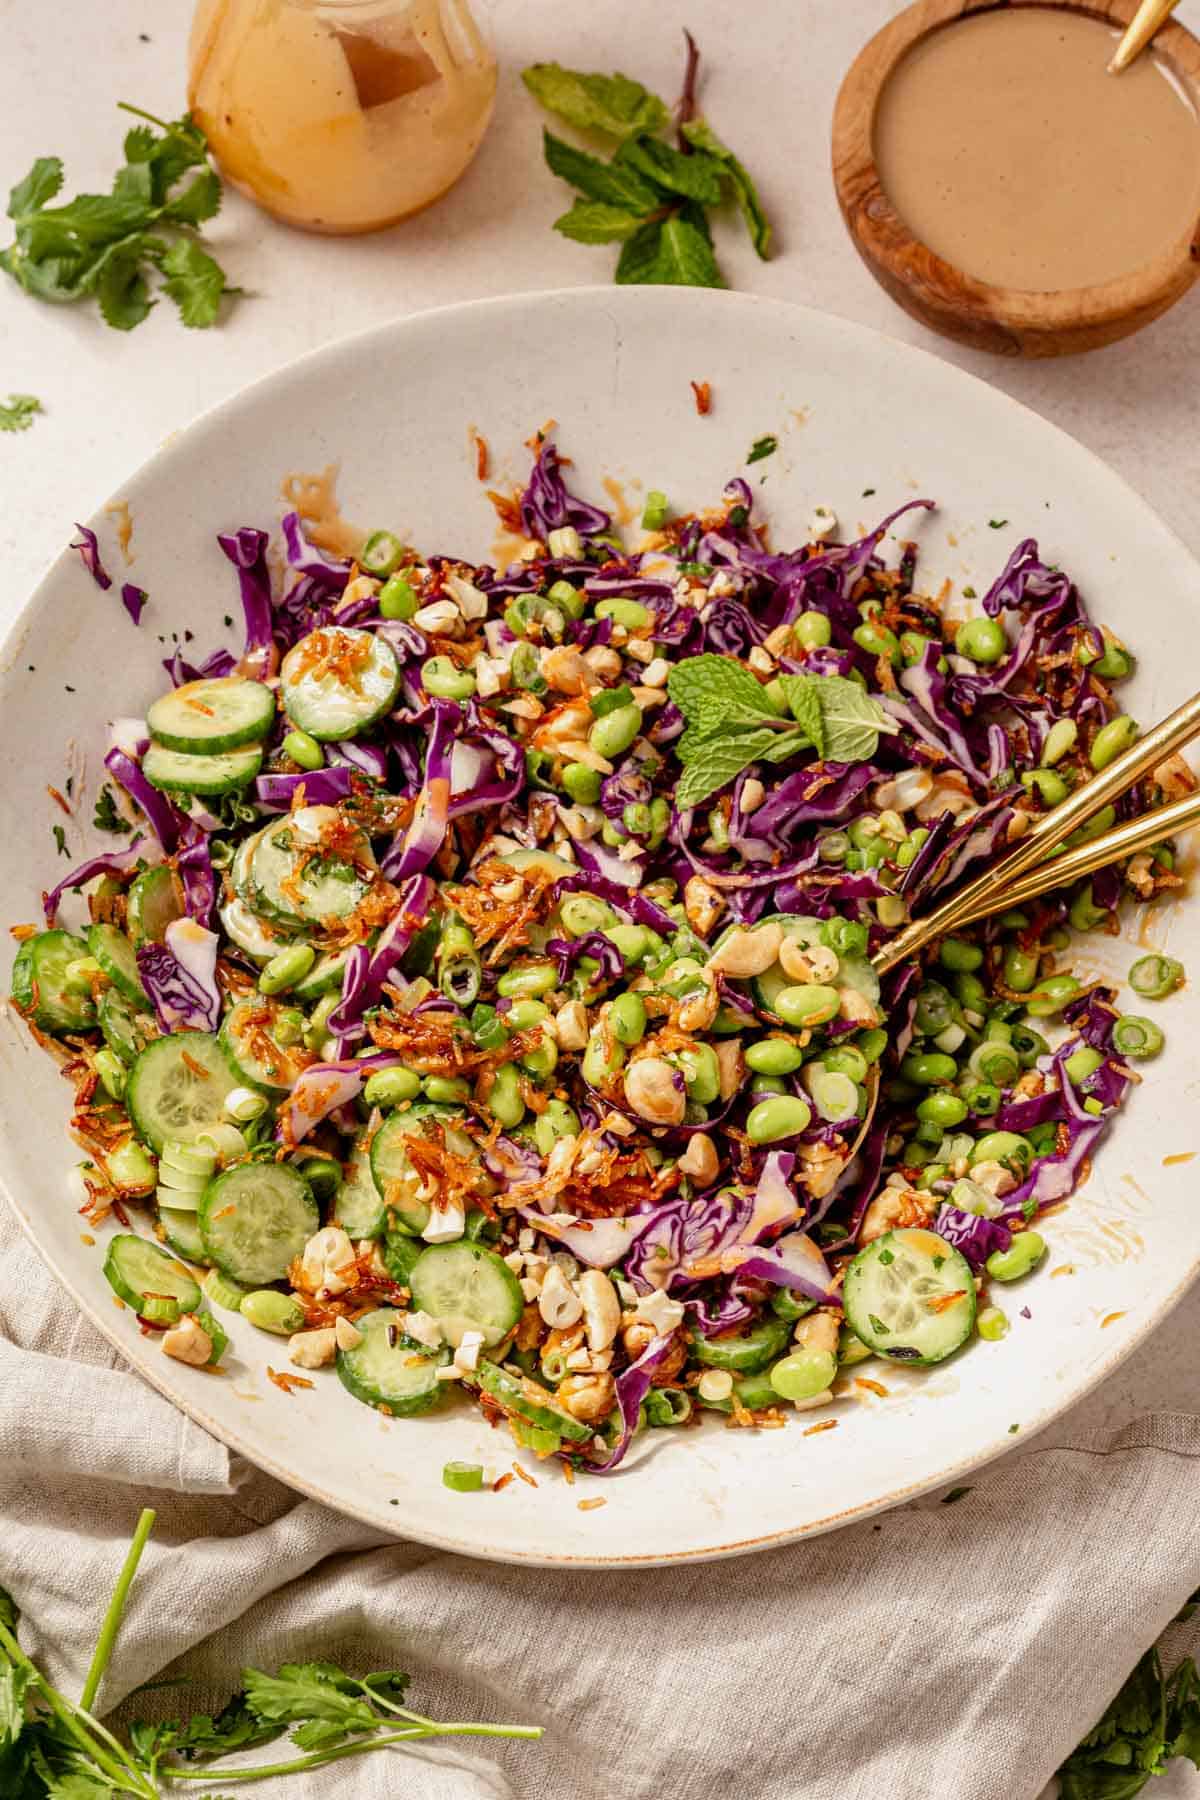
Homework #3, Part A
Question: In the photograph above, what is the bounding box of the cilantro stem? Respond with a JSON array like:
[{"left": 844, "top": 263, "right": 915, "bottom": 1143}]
[
  {"left": 81, "top": 1505, "right": 157, "bottom": 1713},
  {"left": 117, "top": 100, "right": 190, "bottom": 138},
  {"left": 162, "top": 1721, "right": 544, "bottom": 1784},
  {"left": 0, "top": 1615, "right": 155, "bottom": 1797}
]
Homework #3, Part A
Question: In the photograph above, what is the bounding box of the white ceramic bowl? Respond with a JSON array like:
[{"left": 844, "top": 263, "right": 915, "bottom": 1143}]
[{"left": 2, "top": 288, "right": 1197, "bottom": 1567}]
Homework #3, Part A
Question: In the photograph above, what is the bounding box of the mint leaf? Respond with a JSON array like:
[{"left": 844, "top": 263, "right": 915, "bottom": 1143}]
[
  {"left": 158, "top": 238, "right": 227, "bottom": 328},
  {"left": 682, "top": 118, "right": 773, "bottom": 258},
  {"left": 0, "top": 393, "right": 42, "bottom": 433},
  {"left": 542, "top": 131, "right": 659, "bottom": 211},
  {"left": 553, "top": 200, "right": 646, "bottom": 244},
  {"left": 616, "top": 137, "right": 725, "bottom": 206},
  {"left": 807, "top": 674, "right": 898, "bottom": 762},
  {"left": 523, "top": 65, "right": 669, "bottom": 140},
  {"left": 758, "top": 726, "right": 812, "bottom": 764},
  {"left": 8, "top": 157, "right": 64, "bottom": 219},
  {"left": 777, "top": 676, "right": 825, "bottom": 757},
  {"left": 656, "top": 214, "right": 724, "bottom": 287},
  {"left": 668, "top": 653, "right": 772, "bottom": 721},
  {"left": 676, "top": 726, "right": 783, "bottom": 810},
  {"left": 614, "top": 218, "right": 665, "bottom": 285}
]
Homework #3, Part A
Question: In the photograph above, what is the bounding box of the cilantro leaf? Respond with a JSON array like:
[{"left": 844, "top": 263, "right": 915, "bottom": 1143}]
[
  {"left": 676, "top": 726, "right": 784, "bottom": 810},
  {"left": 746, "top": 434, "right": 778, "bottom": 465},
  {"left": 92, "top": 786, "right": 131, "bottom": 834},
  {"left": 553, "top": 200, "right": 647, "bottom": 244},
  {"left": 682, "top": 118, "right": 773, "bottom": 257},
  {"left": 52, "top": 826, "right": 68, "bottom": 858},
  {"left": 158, "top": 239, "right": 228, "bottom": 328},
  {"left": 522, "top": 65, "right": 669, "bottom": 139},
  {"left": 94, "top": 249, "right": 153, "bottom": 331},
  {"left": 241, "top": 1662, "right": 377, "bottom": 1734},
  {"left": 1166, "top": 1658, "right": 1200, "bottom": 1768},
  {"left": 542, "top": 131, "right": 659, "bottom": 212},
  {"left": 668, "top": 653, "right": 773, "bottom": 722},
  {"left": 0, "top": 393, "right": 42, "bottom": 433},
  {"left": 8, "top": 157, "right": 64, "bottom": 219},
  {"left": 163, "top": 168, "right": 222, "bottom": 226},
  {"left": 615, "top": 136, "right": 725, "bottom": 206}
]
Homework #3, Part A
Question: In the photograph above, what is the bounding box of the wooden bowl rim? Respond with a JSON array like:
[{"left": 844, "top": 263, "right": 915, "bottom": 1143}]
[{"left": 832, "top": 0, "right": 1200, "bottom": 332}]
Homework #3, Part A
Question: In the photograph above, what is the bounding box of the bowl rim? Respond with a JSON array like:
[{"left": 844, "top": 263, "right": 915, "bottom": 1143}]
[
  {"left": 4, "top": 283, "right": 1200, "bottom": 1564},
  {"left": 832, "top": 0, "right": 1200, "bottom": 353}
]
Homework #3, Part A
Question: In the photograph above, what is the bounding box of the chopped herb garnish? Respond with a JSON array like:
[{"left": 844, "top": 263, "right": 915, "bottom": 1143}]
[
  {"left": 932, "top": 1254, "right": 946, "bottom": 1271},
  {"left": 0, "top": 391, "right": 42, "bottom": 432},
  {"left": 862, "top": 486, "right": 876, "bottom": 497},
  {"left": 961, "top": 585, "right": 977, "bottom": 598},
  {"left": 868, "top": 1313, "right": 890, "bottom": 1336},
  {"left": 746, "top": 433, "right": 778, "bottom": 465},
  {"left": 878, "top": 1247, "right": 894, "bottom": 1265},
  {"left": 1008, "top": 1423, "right": 1020, "bottom": 1434},
  {"left": 92, "top": 785, "right": 132, "bottom": 834},
  {"left": 988, "top": 518, "right": 1009, "bottom": 529},
  {"left": 52, "top": 824, "right": 68, "bottom": 857},
  {"left": 941, "top": 1486, "right": 971, "bottom": 1505}
]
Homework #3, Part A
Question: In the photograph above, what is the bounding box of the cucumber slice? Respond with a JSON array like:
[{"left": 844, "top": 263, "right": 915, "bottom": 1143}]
[
  {"left": 280, "top": 628, "right": 400, "bottom": 741},
  {"left": 148, "top": 676, "right": 276, "bottom": 754},
  {"left": 230, "top": 830, "right": 268, "bottom": 906},
  {"left": 86, "top": 922, "right": 147, "bottom": 1005},
  {"left": 370, "top": 1107, "right": 478, "bottom": 1237},
  {"left": 126, "top": 1033, "right": 239, "bottom": 1153},
  {"left": 408, "top": 1242, "right": 523, "bottom": 1348},
  {"left": 332, "top": 1134, "right": 385, "bottom": 1239},
  {"left": 198, "top": 1161, "right": 319, "bottom": 1287},
  {"left": 697, "top": 1368, "right": 779, "bottom": 1413},
  {"left": 10, "top": 930, "right": 96, "bottom": 1034},
  {"left": 143, "top": 744, "right": 263, "bottom": 796},
  {"left": 336, "top": 1307, "right": 451, "bottom": 1415},
  {"left": 691, "top": 1315, "right": 791, "bottom": 1374},
  {"left": 292, "top": 947, "right": 353, "bottom": 1001},
  {"left": 219, "top": 996, "right": 310, "bottom": 1093},
  {"left": 382, "top": 1226, "right": 423, "bottom": 1284},
  {"left": 218, "top": 897, "right": 295, "bottom": 965},
  {"left": 836, "top": 955, "right": 881, "bottom": 1006},
  {"left": 497, "top": 847, "right": 577, "bottom": 880},
  {"left": 843, "top": 1228, "right": 977, "bottom": 1366},
  {"left": 250, "top": 808, "right": 374, "bottom": 928},
  {"left": 157, "top": 1204, "right": 212, "bottom": 1265},
  {"left": 473, "top": 1360, "right": 592, "bottom": 1444},
  {"left": 103, "top": 1232, "right": 202, "bottom": 1314},
  {"left": 127, "top": 865, "right": 183, "bottom": 946},
  {"left": 99, "top": 986, "right": 157, "bottom": 1065}
]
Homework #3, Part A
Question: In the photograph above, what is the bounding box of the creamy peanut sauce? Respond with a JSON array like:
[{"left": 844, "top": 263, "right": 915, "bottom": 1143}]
[
  {"left": 874, "top": 8, "right": 1200, "bottom": 290},
  {"left": 188, "top": 0, "right": 496, "bottom": 234}
]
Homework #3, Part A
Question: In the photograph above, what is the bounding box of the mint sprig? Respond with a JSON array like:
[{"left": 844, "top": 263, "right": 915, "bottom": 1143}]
[
  {"left": 1, "top": 104, "right": 237, "bottom": 332},
  {"left": 523, "top": 34, "right": 772, "bottom": 288},
  {"left": 668, "top": 653, "right": 896, "bottom": 809}
]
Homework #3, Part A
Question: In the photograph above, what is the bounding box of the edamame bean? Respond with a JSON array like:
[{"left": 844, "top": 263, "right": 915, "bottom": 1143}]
[
  {"left": 421, "top": 655, "right": 476, "bottom": 701},
  {"left": 1003, "top": 947, "right": 1039, "bottom": 992},
  {"left": 976, "top": 1306, "right": 1009, "bottom": 1342},
  {"left": 769, "top": 1348, "right": 836, "bottom": 1401},
  {"left": 821, "top": 1046, "right": 869, "bottom": 1083},
  {"left": 970, "top": 1131, "right": 1032, "bottom": 1172},
  {"left": 1068, "top": 883, "right": 1108, "bottom": 932},
  {"left": 595, "top": 598, "right": 652, "bottom": 631},
  {"left": 857, "top": 1028, "right": 889, "bottom": 1064},
  {"left": 561, "top": 762, "right": 602, "bottom": 805},
  {"left": 497, "top": 961, "right": 558, "bottom": 999},
  {"left": 985, "top": 1232, "right": 1046, "bottom": 1283},
  {"left": 589, "top": 704, "right": 642, "bottom": 759},
  {"left": 502, "top": 1001, "right": 548, "bottom": 1035},
  {"left": 853, "top": 621, "right": 900, "bottom": 664},
  {"left": 363, "top": 1066, "right": 421, "bottom": 1108},
  {"left": 1021, "top": 768, "right": 1069, "bottom": 808},
  {"left": 487, "top": 1062, "right": 526, "bottom": 1128},
  {"left": 774, "top": 984, "right": 840, "bottom": 1028},
  {"left": 1093, "top": 643, "right": 1133, "bottom": 680},
  {"left": 241, "top": 1290, "right": 307, "bottom": 1336},
  {"left": 951, "top": 971, "right": 989, "bottom": 1014},
  {"left": 916, "top": 1091, "right": 969, "bottom": 1129},
  {"left": 1089, "top": 714, "right": 1138, "bottom": 772},
  {"left": 623, "top": 802, "right": 653, "bottom": 837},
  {"left": 746, "top": 1095, "right": 813, "bottom": 1143},
  {"left": 677, "top": 1043, "right": 720, "bottom": 1105},
  {"left": 295, "top": 1154, "right": 339, "bottom": 1201},
  {"left": 282, "top": 729, "right": 325, "bottom": 771},
  {"left": 939, "top": 937, "right": 983, "bottom": 973},
  {"left": 796, "top": 610, "right": 832, "bottom": 650},
  {"left": 605, "top": 924, "right": 649, "bottom": 964},
  {"left": 1111, "top": 1014, "right": 1165, "bottom": 1060},
  {"left": 610, "top": 991, "right": 647, "bottom": 1046},
  {"left": 519, "top": 1036, "right": 559, "bottom": 1079},
  {"left": 641, "top": 491, "right": 670, "bottom": 531},
  {"left": 745, "top": 1037, "right": 804, "bottom": 1075},
  {"left": 534, "top": 1099, "right": 581, "bottom": 1155},
  {"left": 915, "top": 983, "right": 957, "bottom": 1035},
  {"left": 582, "top": 1024, "right": 626, "bottom": 1086},
  {"left": 899, "top": 1052, "right": 958, "bottom": 1086},
  {"left": 559, "top": 895, "right": 614, "bottom": 938},
  {"left": 379, "top": 575, "right": 418, "bottom": 620},
  {"left": 258, "top": 942, "right": 316, "bottom": 996},
  {"left": 424, "top": 1075, "right": 471, "bottom": 1104},
  {"left": 749, "top": 1074, "right": 789, "bottom": 1097},
  {"left": 1063, "top": 1045, "right": 1103, "bottom": 1085},
  {"left": 899, "top": 630, "right": 930, "bottom": 667},
  {"left": 1025, "top": 973, "right": 1081, "bottom": 1019},
  {"left": 955, "top": 617, "right": 1007, "bottom": 665},
  {"left": 1041, "top": 718, "right": 1078, "bottom": 765}
]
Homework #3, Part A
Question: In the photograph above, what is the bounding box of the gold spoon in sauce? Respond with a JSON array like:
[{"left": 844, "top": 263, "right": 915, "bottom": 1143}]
[{"left": 1110, "top": 0, "right": 1180, "bottom": 73}]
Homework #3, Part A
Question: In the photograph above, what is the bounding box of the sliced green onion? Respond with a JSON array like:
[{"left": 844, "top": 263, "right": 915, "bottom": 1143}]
[
  {"left": 1128, "top": 953, "right": 1184, "bottom": 1000},
  {"left": 442, "top": 1461, "right": 485, "bottom": 1493},
  {"left": 1111, "top": 1015, "right": 1165, "bottom": 1061}
]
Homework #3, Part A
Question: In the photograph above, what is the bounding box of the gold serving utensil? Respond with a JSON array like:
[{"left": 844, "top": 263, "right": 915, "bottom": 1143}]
[
  {"left": 1109, "top": 0, "right": 1180, "bottom": 73},
  {"left": 872, "top": 689, "right": 1200, "bottom": 974}
]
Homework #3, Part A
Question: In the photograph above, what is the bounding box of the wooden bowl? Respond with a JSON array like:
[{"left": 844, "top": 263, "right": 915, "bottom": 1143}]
[{"left": 832, "top": 0, "right": 1200, "bottom": 357}]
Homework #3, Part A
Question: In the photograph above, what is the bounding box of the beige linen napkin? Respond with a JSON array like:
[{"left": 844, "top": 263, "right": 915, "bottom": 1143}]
[{"left": 2, "top": 1195, "right": 1198, "bottom": 1800}]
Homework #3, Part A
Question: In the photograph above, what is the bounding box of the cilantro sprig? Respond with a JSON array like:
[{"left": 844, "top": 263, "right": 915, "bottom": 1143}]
[
  {"left": 1057, "top": 1641, "right": 1200, "bottom": 1798},
  {"left": 0, "top": 1509, "right": 541, "bottom": 1796},
  {"left": 667, "top": 653, "right": 897, "bottom": 809},
  {"left": 1, "top": 104, "right": 237, "bottom": 331},
  {"left": 523, "top": 32, "right": 771, "bottom": 288},
  {"left": 0, "top": 393, "right": 42, "bottom": 433}
]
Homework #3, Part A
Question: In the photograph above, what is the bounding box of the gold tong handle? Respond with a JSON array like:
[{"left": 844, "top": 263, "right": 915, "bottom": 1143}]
[
  {"left": 873, "top": 687, "right": 1200, "bottom": 973},
  {"left": 1109, "top": 0, "right": 1179, "bottom": 74}
]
